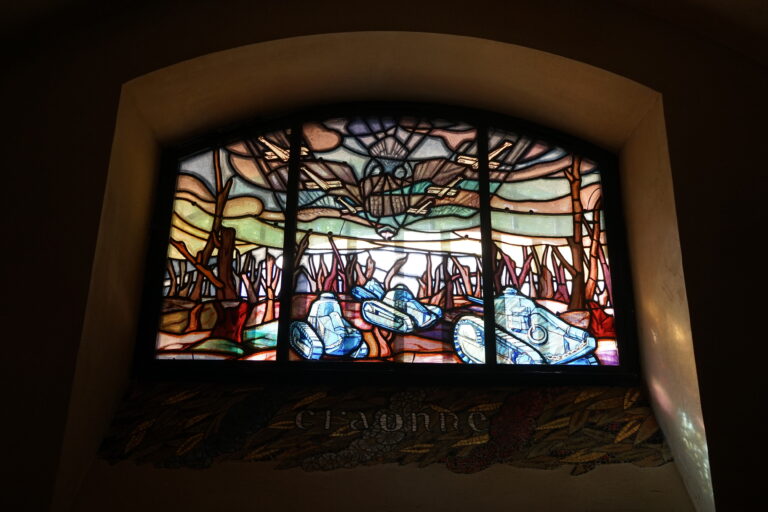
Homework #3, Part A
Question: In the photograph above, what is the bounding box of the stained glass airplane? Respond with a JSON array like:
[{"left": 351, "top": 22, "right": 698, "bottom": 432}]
[
  {"left": 259, "top": 136, "right": 308, "bottom": 161},
  {"left": 426, "top": 176, "right": 462, "bottom": 197},
  {"left": 301, "top": 166, "right": 342, "bottom": 190},
  {"left": 336, "top": 196, "right": 362, "bottom": 214},
  {"left": 456, "top": 140, "right": 514, "bottom": 169},
  {"left": 407, "top": 198, "right": 435, "bottom": 215}
]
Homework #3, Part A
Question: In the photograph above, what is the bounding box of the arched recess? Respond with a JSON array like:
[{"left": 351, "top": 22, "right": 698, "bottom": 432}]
[{"left": 58, "top": 32, "right": 711, "bottom": 511}]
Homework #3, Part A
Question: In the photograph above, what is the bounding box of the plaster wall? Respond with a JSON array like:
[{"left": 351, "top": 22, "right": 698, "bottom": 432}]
[{"left": 74, "top": 459, "right": 693, "bottom": 512}]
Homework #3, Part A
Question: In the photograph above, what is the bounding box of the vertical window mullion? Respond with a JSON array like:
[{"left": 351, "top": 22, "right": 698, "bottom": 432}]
[
  {"left": 276, "top": 123, "right": 303, "bottom": 362},
  {"left": 477, "top": 124, "right": 498, "bottom": 366}
]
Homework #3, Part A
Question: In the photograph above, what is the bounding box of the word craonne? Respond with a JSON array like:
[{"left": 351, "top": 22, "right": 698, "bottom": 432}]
[{"left": 293, "top": 409, "right": 490, "bottom": 433}]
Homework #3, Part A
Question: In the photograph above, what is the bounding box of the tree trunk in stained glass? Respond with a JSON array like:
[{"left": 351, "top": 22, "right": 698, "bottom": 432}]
[
  {"left": 442, "top": 255, "right": 453, "bottom": 310},
  {"left": 492, "top": 244, "right": 505, "bottom": 292},
  {"left": 423, "top": 254, "right": 433, "bottom": 299},
  {"left": 188, "top": 177, "right": 232, "bottom": 301},
  {"left": 518, "top": 250, "right": 534, "bottom": 292},
  {"left": 215, "top": 226, "right": 238, "bottom": 301},
  {"left": 474, "top": 256, "right": 482, "bottom": 297},
  {"left": 186, "top": 302, "right": 205, "bottom": 332},
  {"left": 210, "top": 301, "right": 249, "bottom": 343},
  {"left": 344, "top": 253, "right": 357, "bottom": 291},
  {"left": 584, "top": 200, "right": 603, "bottom": 302},
  {"left": 262, "top": 254, "right": 279, "bottom": 323},
  {"left": 597, "top": 243, "right": 613, "bottom": 307},
  {"left": 240, "top": 272, "right": 258, "bottom": 303},
  {"left": 536, "top": 246, "right": 554, "bottom": 299},
  {"left": 384, "top": 254, "right": 408, "bottom": 290},
  {"left": 451, "top": 256, "right": 472, "bottom": 296},
  {"left": 552, "top": 250, "right": 570, "bottom": 303},
  {"left": 565, "top": 155, "right": 586, "bottom": 311},
  {"left": 177, "top": 261, "right": 188, "bottom": 296}
]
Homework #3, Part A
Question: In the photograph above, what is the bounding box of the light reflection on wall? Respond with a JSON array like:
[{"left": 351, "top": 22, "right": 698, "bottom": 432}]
[{"left": 679, "top": 410, "right": 713, "bottom": 506}]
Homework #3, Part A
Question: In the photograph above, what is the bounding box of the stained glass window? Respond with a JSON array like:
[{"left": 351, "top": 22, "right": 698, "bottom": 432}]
[
  {"left": 290, "top": 117, "right": 482, "bottom": 363},
  {"left": 146, "top": 109, "right": 634, "bottom": 375},
  {"left": 487, "top": 128, "right": 618, "bottom": 366},
  {"left": 155, "top": 131, "right": 290, "bottom": 361}
]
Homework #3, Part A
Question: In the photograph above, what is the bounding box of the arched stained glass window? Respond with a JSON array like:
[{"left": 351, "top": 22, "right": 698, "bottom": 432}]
[{"left": 142, "top": 106, "right": 637, "bottom": 379}]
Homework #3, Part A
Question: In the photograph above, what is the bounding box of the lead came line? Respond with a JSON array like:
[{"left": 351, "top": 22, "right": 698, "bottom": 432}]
[
  {"left": 478, "top": 125, "right": 498, "bottom": 366},
  {"left": 276, "top": 125, "right": 303, "bottom": 363}
]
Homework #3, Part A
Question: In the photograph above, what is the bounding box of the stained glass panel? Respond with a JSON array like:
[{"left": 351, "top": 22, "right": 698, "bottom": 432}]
[
  {"left": 147, "top": 111, "right": 631, "bottom": 373},
  {"left": 289, "top": 117, "right": 484, "bottom": 363},
  {"left": 154, "top": 131, "right": 290, "bottom": 361},
  {"left": 485, "top": 128, "right": 619, "bottom": 366}
]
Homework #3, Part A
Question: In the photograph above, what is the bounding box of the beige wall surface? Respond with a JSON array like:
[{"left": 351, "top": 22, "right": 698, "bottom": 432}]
[
  {"left": 2, "top": 1, "right": 764, "bottom": 511},
  {"left": 620, "top": 99, "right": 711, "bottom": 508},
  {"left": 73, "top": 460, "right": 694, "bottom": 512}
]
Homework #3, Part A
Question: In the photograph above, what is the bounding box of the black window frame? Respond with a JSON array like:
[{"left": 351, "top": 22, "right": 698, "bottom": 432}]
[{"left": 134, "top": 102, "right": 641, "bottom": 385}]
